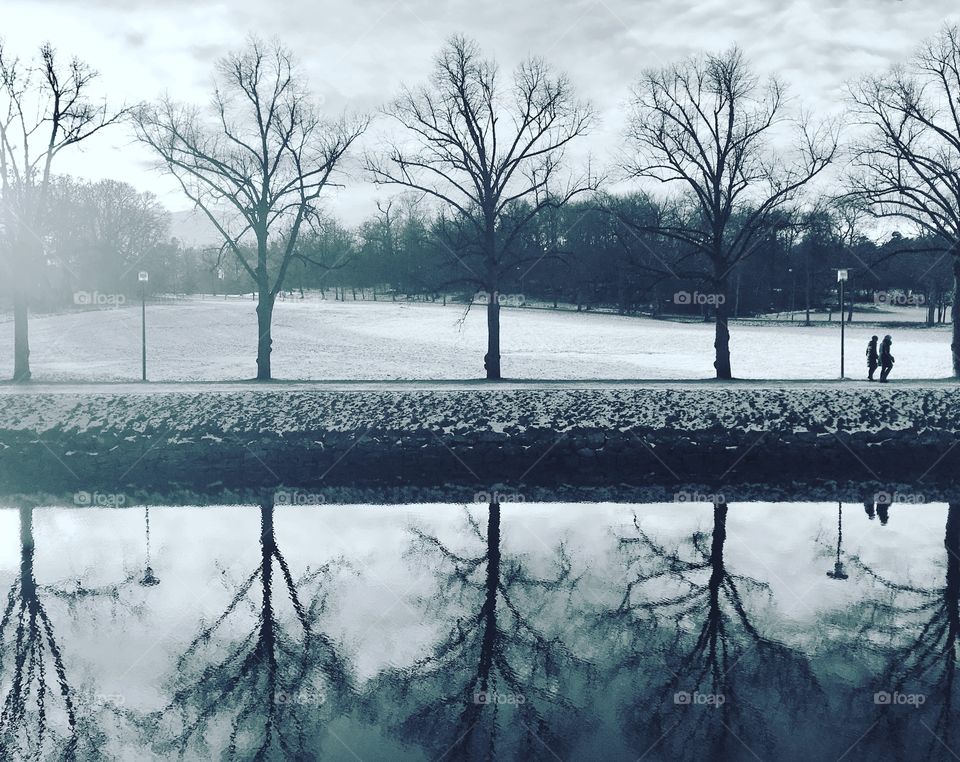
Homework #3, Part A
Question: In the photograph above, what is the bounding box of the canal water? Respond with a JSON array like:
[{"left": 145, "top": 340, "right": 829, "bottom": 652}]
[{"left": 0, "top": 497, "right": 956, "bottom": 760}]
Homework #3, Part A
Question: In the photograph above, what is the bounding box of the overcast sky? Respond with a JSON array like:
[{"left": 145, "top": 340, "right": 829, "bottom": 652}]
[{"left": 4, "top": 0, "right": 960, "bottom": 230}]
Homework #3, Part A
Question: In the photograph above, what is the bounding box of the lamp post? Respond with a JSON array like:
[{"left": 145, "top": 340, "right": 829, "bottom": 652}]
[
  {"left": 837, "top": 269, "right": 848, "bottom": 379},
  {"left": 138, "top": 271, "right": 149, "bottom": 382},
  {"left": 788, "top": 267, "right": 795, "bottom": 321},
  {"left": 217, "top": 267, "right": 225, "bottom": 300}
]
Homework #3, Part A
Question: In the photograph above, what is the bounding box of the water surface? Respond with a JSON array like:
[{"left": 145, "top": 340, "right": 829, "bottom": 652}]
[{"left": 0, "top": 498, "right": 956, "bottom": 761}]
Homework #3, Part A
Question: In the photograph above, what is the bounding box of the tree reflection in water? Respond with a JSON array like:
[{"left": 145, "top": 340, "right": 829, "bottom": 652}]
[
  {"left": 1, "top": 504, "right": 136, "bottom": 760},
  {"left": 609, "top": 502, "right": 823, "bottom": 761},
  {"left": 366, "top": 499, "right": 591, "bottom": 760},
  {"left": 837, "top": 502, "right": 960, "bottom": 760},
  {"left": 149, "top": 494, "right": 351, "bottom": 760}
]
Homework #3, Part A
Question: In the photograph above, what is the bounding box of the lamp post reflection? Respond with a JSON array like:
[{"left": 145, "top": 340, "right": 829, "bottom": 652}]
[
  {"left": 827, "top": 502, "right": 849, "bottom": 580},
  {"left": 139, "top": 506, "right": 160, "bottom": 587}
]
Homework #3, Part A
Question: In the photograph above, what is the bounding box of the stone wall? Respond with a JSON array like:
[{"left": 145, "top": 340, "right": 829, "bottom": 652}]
[{"left": 0, "top": 386, "right": 957, "bottom": 494}]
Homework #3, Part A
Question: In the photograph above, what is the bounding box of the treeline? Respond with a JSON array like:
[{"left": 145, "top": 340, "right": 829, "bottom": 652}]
[{"left": 32, "top": 178, "right": 953, "bottom": 326}]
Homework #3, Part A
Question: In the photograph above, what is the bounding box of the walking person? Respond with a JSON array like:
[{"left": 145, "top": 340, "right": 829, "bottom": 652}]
[
  {"left": 866, "top": 335, "right": 879, "bottom": 381},
  {"left": 879, "top": 335, "right": 894, "bottom": 383}
]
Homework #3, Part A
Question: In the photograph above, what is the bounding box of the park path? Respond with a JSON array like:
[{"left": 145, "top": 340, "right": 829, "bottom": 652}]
[{"left": 1, "top": 377, "right": 958, "bottom": 395}]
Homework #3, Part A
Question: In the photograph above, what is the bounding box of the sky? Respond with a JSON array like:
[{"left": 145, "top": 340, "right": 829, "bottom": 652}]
[{"left": 3, "top": 0, "right": 959, "bottom": 234}]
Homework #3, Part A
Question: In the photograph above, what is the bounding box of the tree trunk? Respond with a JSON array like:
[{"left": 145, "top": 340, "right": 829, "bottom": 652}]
[
  {"left": 710, "top": 502, "right": 727, "bottom": 581},
  {"left": 12, "top": 290, "right": 31, "bottom": 382},
  {"left": 953, "top": 258, "right": 960, "bottom": 378},
  {"left": 480, "top": 499, "right": 501, "bottom": 688},
  {"left": 259, "top": 498, "right": 277, "bottom": 701},
  {"left": 256, "top": 290, "right": 275, "bottom": 381},
  {"left": 713, "top": 276, "right": 732, "bottom": 380},
  {"left": 946, "top": 503, "right": 959, "bottom": 637},
  {"left": 485, "top": 294, "right": 501, "bottom": 380}
]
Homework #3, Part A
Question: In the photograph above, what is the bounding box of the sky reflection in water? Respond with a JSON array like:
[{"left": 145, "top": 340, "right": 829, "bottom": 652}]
[{"left": 0, "top": 498, "right": 956, "bottom": 761}]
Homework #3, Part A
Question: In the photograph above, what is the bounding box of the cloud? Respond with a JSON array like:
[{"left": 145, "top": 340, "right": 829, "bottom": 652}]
[{"left": 4, "top": 0, "right": 958, "bottom": 223}]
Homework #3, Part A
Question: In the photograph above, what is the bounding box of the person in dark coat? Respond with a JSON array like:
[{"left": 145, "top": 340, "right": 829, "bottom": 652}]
[
  {"left": 866, "top": 335, "right": 879, "bottom": 381},
  {"left": 879, "top": 335, "right": 894, "bottom": 383}
]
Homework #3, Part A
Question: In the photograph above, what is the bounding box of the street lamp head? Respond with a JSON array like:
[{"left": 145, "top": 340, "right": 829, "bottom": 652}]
[
  {"left": 138, "top": 271, "right": 149, "bottom": 283},
  {"left": 837, "top": 269, "right": 848, "bottom": 282},
  {"left": 826, "top": 561, "right": 848, "bottom": 580},
  {"left": 139, "top": 566, "right": 160, "bottom": 586}
]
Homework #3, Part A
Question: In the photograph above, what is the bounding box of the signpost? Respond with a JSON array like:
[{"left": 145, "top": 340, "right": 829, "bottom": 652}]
[
  {"left": 139, "top": 271, "right": 149, "bottom": 382},
  {"left": 837, "top": 269, "right": 848, "bottom": 379}
]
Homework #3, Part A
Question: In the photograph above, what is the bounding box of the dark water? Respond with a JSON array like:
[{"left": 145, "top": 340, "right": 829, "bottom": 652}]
[{"left": 0, "top": 496, "right": 958, "bottom": 761}]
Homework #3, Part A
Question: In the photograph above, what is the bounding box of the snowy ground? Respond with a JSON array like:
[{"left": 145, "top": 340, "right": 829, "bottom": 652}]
[{"left": 0, "top": 296, "right": 952, "bottom": 382}]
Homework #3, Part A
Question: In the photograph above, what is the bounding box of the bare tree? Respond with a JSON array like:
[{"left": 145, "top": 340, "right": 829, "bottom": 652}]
[
  {"left": 134, "top": 37, "right": 366, "bottom": 380},
  {"left": 0, "top": 42, "right": 127, "bottom": 381},
  {"left": 849, "top": 24, "right": 960, "bottom": 377},
  {"left": 367, "top": 35, "right": 596, "bottom": 379},
  {"left": 619, "top": 47, "right": 837, "bottom": 378}
]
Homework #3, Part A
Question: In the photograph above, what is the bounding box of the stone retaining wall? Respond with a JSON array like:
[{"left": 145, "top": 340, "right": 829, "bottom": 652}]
[{"left": 0, "top": 387, "right": 957, "bottom": 493}]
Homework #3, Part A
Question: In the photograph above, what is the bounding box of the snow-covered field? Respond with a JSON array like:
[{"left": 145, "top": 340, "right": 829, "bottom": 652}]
[{"left": 0, "top": 296, "right": 952, "bottom": 382}]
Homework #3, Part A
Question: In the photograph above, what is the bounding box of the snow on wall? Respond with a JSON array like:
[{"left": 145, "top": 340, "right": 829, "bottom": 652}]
[{"left": 1, "top": 386, "right": 957, "bottom": 437}]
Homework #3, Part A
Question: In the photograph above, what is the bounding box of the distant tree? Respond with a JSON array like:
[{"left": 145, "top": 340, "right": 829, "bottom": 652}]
[
  {"left": 42, "top": 176, "right": 170, "bottom": 299},
  {"left": 618, "top": 47, "right": 838, "bottom": 378},
  {"left": 286, "top": 216, "right": 358, "bottom": 296},
  {"left": 367, "top": 35, "right": 597, "bottom": 379},
  {"left": 134, "top": 37, "right": 366, "bottom": 380},
  {"left": 0, "top": 42, "right": 127, "bottom": 381},
  {"left": 80, "top": 179, "right": 169, "bottom": 292},
  {"left": 849, "top": 24, "right": 960, "bottom": 376},
  {"left": 356, "top": 195, "right": 436, "bottom": 298}
]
